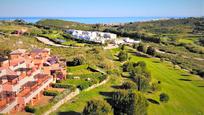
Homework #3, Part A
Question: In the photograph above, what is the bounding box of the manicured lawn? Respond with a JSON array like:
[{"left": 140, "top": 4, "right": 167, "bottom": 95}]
[
  {"left": 51, "top": 75, "right": 123, "bottom": 115},
  {"left": 129, "top": 54, "right": 204, "bottom": 115},
  {"left": 178, "top": 39, "right": 194, "bottom": 44},
  {"left": 61, "top": 79, "right": 90, "bottom": 87}
]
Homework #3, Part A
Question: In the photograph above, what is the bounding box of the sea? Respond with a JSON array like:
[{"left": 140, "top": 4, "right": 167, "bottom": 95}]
[{"left": 0, "top": 17, "right": 186, "bottom": 24}]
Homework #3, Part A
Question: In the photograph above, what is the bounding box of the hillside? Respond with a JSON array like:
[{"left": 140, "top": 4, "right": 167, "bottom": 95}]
[
  {"left": 120, "top": 17, "right": 204, "bottom": 34},
  {"left": 36, "top": 19, "right": 94, "bottom": 30}
]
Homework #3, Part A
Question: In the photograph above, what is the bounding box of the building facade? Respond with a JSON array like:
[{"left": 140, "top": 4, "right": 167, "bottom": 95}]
[
  {"left": 66, "top": 29, "right": 117, "bottom": 44},
  {"left": 0, "top": 48, "right": 66, "bottom": 114}
]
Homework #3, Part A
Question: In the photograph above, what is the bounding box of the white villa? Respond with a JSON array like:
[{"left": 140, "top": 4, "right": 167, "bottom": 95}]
[{"left": 66, "top": 29, "right": 117, "bottom": 44}]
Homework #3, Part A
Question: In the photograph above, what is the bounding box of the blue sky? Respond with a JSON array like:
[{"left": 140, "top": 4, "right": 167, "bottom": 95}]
[{"left": 0, "top": 0, "right": 203, "bottom": 17}]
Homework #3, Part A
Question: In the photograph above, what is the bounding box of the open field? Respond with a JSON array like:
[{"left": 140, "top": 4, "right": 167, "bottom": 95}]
[{"left": 129, "top": 54, "right": 204, "bottom": 115}]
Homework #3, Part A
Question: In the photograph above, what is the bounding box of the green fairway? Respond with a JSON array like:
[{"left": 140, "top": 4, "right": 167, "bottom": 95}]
[{"left": 129, "top": 55, "right": 204, "bottom": 115}]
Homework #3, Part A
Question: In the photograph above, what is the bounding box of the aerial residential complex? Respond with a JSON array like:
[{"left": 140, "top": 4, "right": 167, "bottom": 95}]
[
  {"left": 66, "top": 29, "right": 117, "bottom": 44},
  {"left": 0, "top": 48, "right": 66, "bottom": 114},
  {"left": 66, "top": 29, "right": 141, "bottom": 45}
]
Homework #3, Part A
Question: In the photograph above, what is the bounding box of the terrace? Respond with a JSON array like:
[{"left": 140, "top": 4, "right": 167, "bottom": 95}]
[
  {"left": 0, "top": 75, "right": 19, "bottom": 85},
  {"left": 18, "top": 81, "right": 38, "bottom": 97},
  {"left": 0, "top": 91, "right": 17, "bottom": 113}
]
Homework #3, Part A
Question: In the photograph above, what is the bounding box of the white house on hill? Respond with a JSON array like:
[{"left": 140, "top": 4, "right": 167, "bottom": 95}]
[{"left": 66, "top": 29, "right": 117, "bottom": 44}]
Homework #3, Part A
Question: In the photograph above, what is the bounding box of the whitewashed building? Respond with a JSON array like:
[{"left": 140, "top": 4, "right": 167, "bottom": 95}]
[{"left": 66, "top": 29, "right": 117, "bottom": 44}]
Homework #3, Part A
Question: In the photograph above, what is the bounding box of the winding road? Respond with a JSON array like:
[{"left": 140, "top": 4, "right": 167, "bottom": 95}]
[{"left": 36, "top": 36, "right": 76, "bottom": 48}]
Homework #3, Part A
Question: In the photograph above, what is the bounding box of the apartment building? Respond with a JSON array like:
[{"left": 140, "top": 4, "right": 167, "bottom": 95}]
[
  {"left": 0, "top": 48, "right": 66, "bottom": 114},
  {"left": 66, "top": 29, "right": 117, "bottom": 44}
]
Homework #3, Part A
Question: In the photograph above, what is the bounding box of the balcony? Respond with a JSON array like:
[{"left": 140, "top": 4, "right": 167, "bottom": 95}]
[
  {"left": 0, "top": 91, "right": 17, "bottom": 114},
  {"left": 17, "top": 76, "right": 53, "bottom": 105},
  {"left": 12, "top": 69, "right": 40, "bottom": 92},
  {"left": 24, "top": 77, "right": 53, "bottom": 104}
]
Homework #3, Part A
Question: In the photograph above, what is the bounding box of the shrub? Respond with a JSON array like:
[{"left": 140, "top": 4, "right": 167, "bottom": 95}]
[
  {"left": 160, "top": 93, "right": 169, "bottom": 103},
  {"left": 98, "top": 75, "right": 107, "bottom": 82},
  {"left": 118, "top": 51, "right": 128, "bottom": 62},
  {"left": 72, "top": 56, "right": 86, "bottom": 66},
  {"left": 121, "top": 81, "right": 136, "bottom": 89},
  {"left": 122, "top": 62, "right": 135, "bottom": 72},
  {"left": 137, "top": 43, "right": 147, "bottom": 53},
  {"left": 146, "top": 46, "right": 156, "bottom": 56},
  {"left": 83, "top": 99, "right": 113, "bottom": 115},
  {"left": 43, "top": 90, "right": 59, "bottom": 96},
  {"left": 112, "top": 90, "right": 148, "bottom": 115},
  {"left": 151, "top": 82, "right": 161, "bottom": 92},
  {"left": 77, "top": 82, "right": 92, "bottom": 90},
  {"left": 52, "top": 83, "right": 75, "bottom": 89},
  {"left": 25, "top": 105, "right": 36, "bottom": 113}
]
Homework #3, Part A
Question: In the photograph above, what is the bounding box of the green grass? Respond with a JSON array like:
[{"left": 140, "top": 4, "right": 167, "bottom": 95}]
[
  {"left": 129, "top": 54, "right": 204, "bottom": 115},
  {"left": 61, "top": 79, "right": 90, "bottom": 86},
  {"left": 67, "top": 65, "right": 89, "bottom": 73},
  {"left": 178, "top": 39, "right": 194, "bottom": 44},
  {"left": 51, "top": 75, "right": 123, "bottom": 115}
]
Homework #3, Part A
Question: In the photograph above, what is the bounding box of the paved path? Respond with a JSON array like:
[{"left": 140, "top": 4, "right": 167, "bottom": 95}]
[
  {"left": 104, "top": 44, "right": 119, "bottom": 49},
  {"left": 36, "top": 36, "right": 78, "bottom": 48}
]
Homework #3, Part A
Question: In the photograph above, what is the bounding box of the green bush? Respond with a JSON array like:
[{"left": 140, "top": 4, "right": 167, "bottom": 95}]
[
  {"left": 111, "top": 90, "right": 148, "bottom": 115},
  {"left": 71, "top": 56, "right": 86, "bottom": 66},
  {"left": 160, "top": 93, "right": 169, "bottom": 103},
  {"left": 77, "top": 82, "right": 93, "bottom": 90},
  {"left": 146, "top": 46, "right": 156, "bottom": 56},
  {"left": 121, "top": 81, "right": 136, "bottom": 89},
  {"left": 83, "top": 99, "right": 113, "bottom": 115},
  {"left": 43, "top": 90, "right": 59, "bottom": 96},
  {"left": 25, "top": 105, "right": 36, "bottom": 113},
  {"left": 118, "top": 51, "right": 128, "bottom": 62},
  {"left": 98, "top": 75, "right": 107, "bottom": 82},
  {"left": 151, "top": 82, "right": 161, "bottom": 92},
  {"left": 52, "top": 83, "right": 75, "bottom": 89},
  {"left": 137, "top": 43, "right": 147, "bottom": 53}
]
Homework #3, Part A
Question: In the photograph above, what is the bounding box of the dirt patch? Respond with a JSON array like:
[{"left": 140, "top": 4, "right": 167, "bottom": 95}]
[
  {"left": 33, "top": 95, "right": 53, "bottom": 107},
  {"left": 47, "top": 87, "right": 65, "bottom": 93}
]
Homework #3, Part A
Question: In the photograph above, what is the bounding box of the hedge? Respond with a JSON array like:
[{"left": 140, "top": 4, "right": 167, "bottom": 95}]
[
  {"left": 43, "top": 90, "right": 59, "bottom": 96},
  {"left": 52, "top": 83, "right": 75, "bottom": 89},
  {"left": 77, "top": 81, "right": 95, "bottom": 90},
  {"left": 25, "top": 105, "right": 36, "bottom": 113}
]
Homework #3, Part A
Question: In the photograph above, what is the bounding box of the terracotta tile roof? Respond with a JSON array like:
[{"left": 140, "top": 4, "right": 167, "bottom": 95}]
[
  {"left": 0, "top": 75, "right": 18, "bottom": 81},
  {"left": 10, "top": 49, "right": 26, "bottom": 55},
  {"left": 23, "top": 81, "right": 37, "bottom": 88},
  {"left": 31, "top": 48, "right": 50, "bottom": 54}
]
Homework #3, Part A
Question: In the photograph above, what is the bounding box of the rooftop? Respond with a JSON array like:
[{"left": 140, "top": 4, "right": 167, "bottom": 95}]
[
  {"left": 10, "top": 49, "right": 26, "bottom": 55},
  {"left": 0, "top": 57, "right": 7, "bottom": 63}
]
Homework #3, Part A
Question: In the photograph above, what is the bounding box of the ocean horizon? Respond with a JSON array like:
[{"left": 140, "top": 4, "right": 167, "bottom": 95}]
[{"left": 0, "top": 17, "right": 188, "bottom": 24}]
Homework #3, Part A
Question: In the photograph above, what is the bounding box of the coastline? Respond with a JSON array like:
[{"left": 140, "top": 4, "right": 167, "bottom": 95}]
[{"left": 0, "top": 17, "right": 187, "bottom": 24}]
